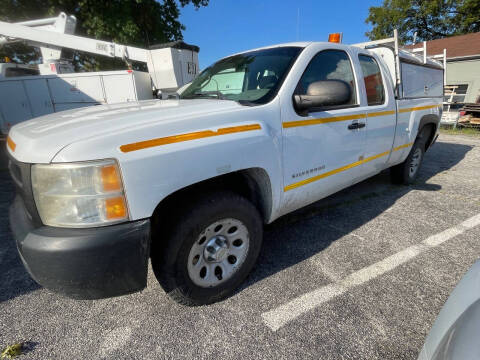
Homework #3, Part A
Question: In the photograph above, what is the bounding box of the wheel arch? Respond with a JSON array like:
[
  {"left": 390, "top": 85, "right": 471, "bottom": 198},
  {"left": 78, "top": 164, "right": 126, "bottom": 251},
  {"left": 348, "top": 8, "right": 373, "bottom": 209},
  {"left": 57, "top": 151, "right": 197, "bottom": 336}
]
[
  {"left": 151, "top": 167, "right": 273, "bottom": 231},
  {"left": 418, "top": 114, "right": 439, "bottom": 151}
]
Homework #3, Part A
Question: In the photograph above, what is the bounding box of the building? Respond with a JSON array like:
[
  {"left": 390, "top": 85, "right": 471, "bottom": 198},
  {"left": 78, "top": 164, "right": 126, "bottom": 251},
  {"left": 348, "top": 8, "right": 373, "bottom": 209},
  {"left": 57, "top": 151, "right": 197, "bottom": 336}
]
[{"left": 408, "top": 32, "right": 480, "bottom": 104}]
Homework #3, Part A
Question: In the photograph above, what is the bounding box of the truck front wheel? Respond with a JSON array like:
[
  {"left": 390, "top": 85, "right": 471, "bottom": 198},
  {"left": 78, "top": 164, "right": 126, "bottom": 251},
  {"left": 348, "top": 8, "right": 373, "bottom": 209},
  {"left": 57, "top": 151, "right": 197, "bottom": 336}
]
[{"left": 151, "top": 191, "right": 263, "bottom": 306}]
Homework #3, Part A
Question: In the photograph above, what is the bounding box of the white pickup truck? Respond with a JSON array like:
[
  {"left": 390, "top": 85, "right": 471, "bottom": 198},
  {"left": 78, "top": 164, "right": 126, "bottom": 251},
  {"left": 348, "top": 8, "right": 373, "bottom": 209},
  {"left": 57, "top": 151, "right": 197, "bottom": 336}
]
[{"left": 7, "top": 40, "right": 443, "bottom": 305}]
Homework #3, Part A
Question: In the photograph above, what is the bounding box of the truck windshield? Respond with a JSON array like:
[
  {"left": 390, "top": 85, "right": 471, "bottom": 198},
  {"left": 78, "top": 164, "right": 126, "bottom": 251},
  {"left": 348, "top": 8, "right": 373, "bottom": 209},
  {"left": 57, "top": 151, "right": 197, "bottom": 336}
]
[{"left": 181, "top": 46, "right": 302, "bottom": 105}]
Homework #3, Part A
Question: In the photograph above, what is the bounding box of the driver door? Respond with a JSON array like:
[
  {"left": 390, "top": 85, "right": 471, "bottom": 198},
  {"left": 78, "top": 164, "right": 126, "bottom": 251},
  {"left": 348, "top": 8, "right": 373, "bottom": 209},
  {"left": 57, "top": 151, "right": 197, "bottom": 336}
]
[{"left": 281, "top": 49, "right": 367, "bottom": 212}]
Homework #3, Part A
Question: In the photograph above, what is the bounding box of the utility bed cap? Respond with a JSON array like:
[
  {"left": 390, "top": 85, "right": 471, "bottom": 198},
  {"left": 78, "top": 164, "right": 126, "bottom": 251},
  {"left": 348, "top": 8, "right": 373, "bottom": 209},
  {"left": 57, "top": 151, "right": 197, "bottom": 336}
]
[{"left": 150, "top": 41, "right": 199, "bottom": 53}]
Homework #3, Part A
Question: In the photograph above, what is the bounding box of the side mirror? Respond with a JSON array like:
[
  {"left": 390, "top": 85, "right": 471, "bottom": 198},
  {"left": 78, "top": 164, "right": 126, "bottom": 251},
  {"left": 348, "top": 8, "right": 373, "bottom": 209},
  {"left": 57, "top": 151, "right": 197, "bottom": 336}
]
[{"left": 293, "top": 80, "right": 351, "bottom": 112}]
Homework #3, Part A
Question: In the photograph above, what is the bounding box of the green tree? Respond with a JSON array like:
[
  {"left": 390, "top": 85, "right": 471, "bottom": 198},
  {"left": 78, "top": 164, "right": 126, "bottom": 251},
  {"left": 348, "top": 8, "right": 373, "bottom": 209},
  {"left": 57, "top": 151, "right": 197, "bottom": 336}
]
[
  {"left": 366, "top": 0, "right": 480, "bottom": 43},
  {"left": 0, "top": 0, "right": 208, "bottom": 70}
]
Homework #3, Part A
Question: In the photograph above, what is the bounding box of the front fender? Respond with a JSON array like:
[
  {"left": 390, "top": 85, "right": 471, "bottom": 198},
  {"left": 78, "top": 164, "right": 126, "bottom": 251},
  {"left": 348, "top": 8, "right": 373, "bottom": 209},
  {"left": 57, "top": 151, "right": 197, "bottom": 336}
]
[
  {"left": 51, "top": 99, "right": 284, "bottom": 222},
  {"left": 117, "top": 121, "right": 281, "bottom": 220}
]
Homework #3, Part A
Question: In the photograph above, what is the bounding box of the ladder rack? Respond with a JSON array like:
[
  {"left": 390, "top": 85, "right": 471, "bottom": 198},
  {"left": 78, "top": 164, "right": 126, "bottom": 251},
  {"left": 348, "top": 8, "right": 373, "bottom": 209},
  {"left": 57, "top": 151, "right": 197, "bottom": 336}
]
[{"left": 353, "top": 30, "right": 447, "bottom": 97}]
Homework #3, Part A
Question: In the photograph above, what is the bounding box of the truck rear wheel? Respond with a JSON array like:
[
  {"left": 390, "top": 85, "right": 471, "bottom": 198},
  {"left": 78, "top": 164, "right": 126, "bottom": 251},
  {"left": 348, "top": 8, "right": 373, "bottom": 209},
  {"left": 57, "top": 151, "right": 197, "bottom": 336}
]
[
  {"left": 152, "top": 191, "right": 263, "bottom": 306},
  {"left": 390, "top": 126, "right": 431, "bottom": 185}
]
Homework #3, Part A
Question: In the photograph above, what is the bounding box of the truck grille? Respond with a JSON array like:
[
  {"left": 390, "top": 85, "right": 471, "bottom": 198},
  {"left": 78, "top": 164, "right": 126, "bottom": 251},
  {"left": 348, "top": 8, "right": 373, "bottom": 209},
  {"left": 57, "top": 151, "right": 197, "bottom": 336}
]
[{"left": 7, "top": 155, "right": 43, "bottom": 228}]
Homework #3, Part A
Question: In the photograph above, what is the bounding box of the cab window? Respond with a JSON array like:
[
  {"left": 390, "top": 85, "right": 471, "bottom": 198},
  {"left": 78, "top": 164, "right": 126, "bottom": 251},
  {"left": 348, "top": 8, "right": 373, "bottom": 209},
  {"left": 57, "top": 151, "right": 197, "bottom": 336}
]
[
  {"left": 358, "top": 55, "right": 385, "bottom": 106},
  {"left": 296, "top": 49, "right": 357, "bottom": 106}
]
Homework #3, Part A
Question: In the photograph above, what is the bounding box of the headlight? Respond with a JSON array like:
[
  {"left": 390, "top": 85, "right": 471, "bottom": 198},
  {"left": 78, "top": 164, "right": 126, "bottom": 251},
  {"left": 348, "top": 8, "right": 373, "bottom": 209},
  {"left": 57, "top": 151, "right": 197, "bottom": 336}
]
[{"left": 32, "top": 159, "right": 129, "bottom": 228}]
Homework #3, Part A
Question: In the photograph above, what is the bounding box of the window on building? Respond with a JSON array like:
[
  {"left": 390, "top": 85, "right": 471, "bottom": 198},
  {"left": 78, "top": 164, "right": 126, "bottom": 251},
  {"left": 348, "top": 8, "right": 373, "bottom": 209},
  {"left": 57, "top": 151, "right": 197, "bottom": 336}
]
[{"left": 444, "top": 84, "right": 468, "bottom": 104}]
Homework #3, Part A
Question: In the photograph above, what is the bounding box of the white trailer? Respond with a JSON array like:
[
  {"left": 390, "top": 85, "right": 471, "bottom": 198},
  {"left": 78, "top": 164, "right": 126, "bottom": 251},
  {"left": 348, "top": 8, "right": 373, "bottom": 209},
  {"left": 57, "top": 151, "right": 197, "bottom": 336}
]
[
  {"left": 0, "top": 13, "right": 200, "bottom": 134},
  {"left": 0, "top": 70, "right": 152, "bottom": 133}
]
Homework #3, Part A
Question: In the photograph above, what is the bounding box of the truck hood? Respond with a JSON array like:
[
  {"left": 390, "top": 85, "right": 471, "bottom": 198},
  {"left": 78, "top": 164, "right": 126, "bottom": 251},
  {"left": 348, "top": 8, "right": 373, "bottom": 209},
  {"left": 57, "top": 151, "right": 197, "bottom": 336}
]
[{"left": 7, "top": 99, "right": 244, "bottom": 163}]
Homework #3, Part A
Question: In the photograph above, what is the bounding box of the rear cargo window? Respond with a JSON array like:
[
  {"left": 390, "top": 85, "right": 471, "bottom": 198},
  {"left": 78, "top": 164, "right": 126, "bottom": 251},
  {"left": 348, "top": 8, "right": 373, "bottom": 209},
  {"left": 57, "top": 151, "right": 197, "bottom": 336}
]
[{"left": 358, "top": 55, "right": 385, "bottom": 106}]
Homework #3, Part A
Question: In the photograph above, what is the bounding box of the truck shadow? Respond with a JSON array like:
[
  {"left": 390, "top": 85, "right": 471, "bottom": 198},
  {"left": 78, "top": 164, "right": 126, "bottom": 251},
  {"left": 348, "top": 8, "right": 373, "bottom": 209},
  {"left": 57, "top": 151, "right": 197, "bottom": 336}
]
[
  {"left": 244, "top": 140, "right": 473, "bottom": 290},
  {"left": 0, "top": 140, "right": 473, "bottom": 303}
]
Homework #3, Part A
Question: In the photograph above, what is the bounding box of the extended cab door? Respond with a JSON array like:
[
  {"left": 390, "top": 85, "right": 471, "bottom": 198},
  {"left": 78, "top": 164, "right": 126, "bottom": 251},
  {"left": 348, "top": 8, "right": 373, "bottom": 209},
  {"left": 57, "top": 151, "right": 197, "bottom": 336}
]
[
  {"left": 356, "top": 53, "right": 397, "bottom": 177},
  {"left": 280, "top": 48, "right": 367, "bottom": 213}
]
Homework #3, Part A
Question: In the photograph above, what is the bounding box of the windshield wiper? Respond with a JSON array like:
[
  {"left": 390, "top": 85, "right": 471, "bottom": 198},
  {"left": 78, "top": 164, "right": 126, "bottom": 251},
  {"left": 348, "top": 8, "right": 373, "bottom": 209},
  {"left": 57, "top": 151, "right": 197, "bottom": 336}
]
[
  {"left": 185, "top": 91, "right": 227, "bottom": 100},
  {"left": 238, "top": 99, "right": 258, "bottom": 106}
]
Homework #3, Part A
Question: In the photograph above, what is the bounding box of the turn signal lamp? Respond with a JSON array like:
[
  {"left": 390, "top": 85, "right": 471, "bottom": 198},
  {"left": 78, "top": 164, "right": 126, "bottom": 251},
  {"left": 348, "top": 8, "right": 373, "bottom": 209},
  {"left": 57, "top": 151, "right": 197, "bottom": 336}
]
[
  {"left": 105, "top": 196, "right": 127, "bottom": 220},
  {"left": 101, "top": 165, "right": 122, "bottom": 192},
  {"left": 6, "top": 136, "right": 16, "bottom": 151},
  {"left": 328, "top": 33, "right": 342, "bottom": 43}
]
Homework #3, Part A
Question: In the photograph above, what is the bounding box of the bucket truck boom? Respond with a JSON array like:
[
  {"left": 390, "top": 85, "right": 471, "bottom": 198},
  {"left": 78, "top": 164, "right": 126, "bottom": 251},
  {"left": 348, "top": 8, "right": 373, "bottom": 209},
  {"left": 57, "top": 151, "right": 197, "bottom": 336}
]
[{"left": 0, "top": 13, "right": 200, "bottom": 133}]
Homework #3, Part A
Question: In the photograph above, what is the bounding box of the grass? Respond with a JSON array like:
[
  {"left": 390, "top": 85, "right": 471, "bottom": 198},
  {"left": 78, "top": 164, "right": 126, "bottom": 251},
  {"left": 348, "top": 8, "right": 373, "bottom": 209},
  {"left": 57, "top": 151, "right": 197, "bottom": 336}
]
[
  {"left": 1, "top": 343, "right": 23, "bottom": 359},
  {"left": 0, "top": 342, "right": 37, "bottom": 359},
  {"left": 439, "top": 126, "right": 480, "bottom": 137}
]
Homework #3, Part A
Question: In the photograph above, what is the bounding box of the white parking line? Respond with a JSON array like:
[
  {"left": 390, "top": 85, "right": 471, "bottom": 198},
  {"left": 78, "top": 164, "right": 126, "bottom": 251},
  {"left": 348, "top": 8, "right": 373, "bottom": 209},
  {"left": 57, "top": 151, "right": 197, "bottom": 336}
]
[{"left": 262, "top": 213, "right": 480, "bottom": 331}]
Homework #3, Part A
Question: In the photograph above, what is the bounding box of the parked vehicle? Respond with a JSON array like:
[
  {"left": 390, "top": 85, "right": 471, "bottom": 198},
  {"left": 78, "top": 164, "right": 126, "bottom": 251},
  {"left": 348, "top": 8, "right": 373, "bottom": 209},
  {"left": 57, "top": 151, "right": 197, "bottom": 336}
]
[
  {"left": 7, "top": 33, "right": 444, "bottom": 305},
  {"left": 418, "top": 260, "right": 480, "bottom": 360},
  {"left": 0, "top": 13, "right": 200, "bottom": 134}
]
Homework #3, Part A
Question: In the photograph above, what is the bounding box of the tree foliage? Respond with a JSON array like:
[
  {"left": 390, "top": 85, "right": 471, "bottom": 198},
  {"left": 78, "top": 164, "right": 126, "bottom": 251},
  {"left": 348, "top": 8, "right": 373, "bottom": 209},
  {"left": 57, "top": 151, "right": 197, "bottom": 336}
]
[
  {"left": 0, "top": 0, "right": 208, "bottom": 69},
  {"left": 366, "top": 0, "right": 480, "bottom": 43}
]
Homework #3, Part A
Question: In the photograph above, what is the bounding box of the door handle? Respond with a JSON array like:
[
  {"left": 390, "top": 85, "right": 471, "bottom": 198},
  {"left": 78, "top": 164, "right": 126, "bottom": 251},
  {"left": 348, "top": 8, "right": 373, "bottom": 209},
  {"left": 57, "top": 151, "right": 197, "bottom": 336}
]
[{"left": 348, "top": 122, "right": 365, "bottom": 130}]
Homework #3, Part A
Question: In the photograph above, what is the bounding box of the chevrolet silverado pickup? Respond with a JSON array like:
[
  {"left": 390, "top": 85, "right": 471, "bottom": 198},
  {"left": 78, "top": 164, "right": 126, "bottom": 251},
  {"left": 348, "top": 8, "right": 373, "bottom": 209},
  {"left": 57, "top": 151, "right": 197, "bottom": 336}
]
[{"left": 7, "top": 40, "right": 443, "bottom": 305}]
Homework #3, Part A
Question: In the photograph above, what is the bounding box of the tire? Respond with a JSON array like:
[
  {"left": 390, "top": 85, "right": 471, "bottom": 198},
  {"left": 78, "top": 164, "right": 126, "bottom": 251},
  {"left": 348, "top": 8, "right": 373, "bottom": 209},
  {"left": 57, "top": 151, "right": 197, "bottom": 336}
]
[
  {"left": 390, "top": 126, "right": 431, "bottom": 185},
  {"left": 151, "top": 191, "right": 263, "bottom": 306}
]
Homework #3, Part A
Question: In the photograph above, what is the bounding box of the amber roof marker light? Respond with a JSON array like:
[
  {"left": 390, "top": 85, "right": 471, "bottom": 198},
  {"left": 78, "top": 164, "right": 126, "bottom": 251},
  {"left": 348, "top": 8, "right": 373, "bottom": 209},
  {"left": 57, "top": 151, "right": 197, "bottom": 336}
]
[{"left": 328, "top": 33, "right": 343, "bottom": 43}]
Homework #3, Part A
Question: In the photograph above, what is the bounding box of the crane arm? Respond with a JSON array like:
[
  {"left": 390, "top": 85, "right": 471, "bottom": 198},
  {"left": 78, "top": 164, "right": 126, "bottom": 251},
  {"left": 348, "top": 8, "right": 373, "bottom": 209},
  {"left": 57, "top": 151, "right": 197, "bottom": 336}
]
[
  {"left": 0, "top": 14, "right": 200, "bottom": 93},
  {"left": 0, "top": 20, "right": 149, "bottom": 63}
]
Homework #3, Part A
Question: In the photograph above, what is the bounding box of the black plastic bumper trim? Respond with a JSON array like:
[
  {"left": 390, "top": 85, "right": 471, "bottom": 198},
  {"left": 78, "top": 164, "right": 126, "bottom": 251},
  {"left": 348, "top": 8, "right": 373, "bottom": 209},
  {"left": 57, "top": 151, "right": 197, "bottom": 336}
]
[{"left": 10, "top": 195, "right": 151, "bottom": 300}]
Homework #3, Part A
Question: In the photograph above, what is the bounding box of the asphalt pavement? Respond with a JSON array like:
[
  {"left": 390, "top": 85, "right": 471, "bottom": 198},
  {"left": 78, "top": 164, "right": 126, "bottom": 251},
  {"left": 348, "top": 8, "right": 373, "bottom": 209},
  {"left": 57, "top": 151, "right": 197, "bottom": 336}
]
[{"left": 1, "top": 133, "right": 480, "bottom": 359}]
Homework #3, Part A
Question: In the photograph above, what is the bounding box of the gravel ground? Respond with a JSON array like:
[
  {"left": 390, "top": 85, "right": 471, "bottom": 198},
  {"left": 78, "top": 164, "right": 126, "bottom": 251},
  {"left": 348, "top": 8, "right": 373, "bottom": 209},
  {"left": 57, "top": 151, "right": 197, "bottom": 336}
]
[{"left": 1, "top": 133, "right": 480, "bottom": 359}]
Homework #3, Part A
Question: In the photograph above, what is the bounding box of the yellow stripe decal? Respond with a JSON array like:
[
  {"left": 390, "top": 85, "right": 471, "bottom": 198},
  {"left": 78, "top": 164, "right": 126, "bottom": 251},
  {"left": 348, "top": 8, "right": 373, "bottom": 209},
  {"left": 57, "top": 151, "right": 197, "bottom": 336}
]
[
  {"left": 6, "top": 136, "right": 16, "bottom": 152},
  {"left": 393, "top": 142, "right": 414, "bottom": 151},
  {"left": 120, "top": 124, "right": 262, "bottom": 153},
  {"left": 368, "top": 110, "right": 396, "bottom": 117},
  {"left": 283, "top": 105, "right": 441, "bottom": 129},
  {"left": 282, "top": 114, "right": 366, "bottom": 128},
  {"left": 398, "top": 105, "right": 440, "bottom": 113},
  {"left": 284, "top": 143, "right": 413, "bottom": 192}
]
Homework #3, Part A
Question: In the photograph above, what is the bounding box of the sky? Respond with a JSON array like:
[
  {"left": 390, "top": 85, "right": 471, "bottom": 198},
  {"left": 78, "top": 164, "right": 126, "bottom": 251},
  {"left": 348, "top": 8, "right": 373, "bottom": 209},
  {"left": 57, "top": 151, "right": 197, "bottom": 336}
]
[{"left": 179, "top": 0, "right": 384, "bottom": 69}]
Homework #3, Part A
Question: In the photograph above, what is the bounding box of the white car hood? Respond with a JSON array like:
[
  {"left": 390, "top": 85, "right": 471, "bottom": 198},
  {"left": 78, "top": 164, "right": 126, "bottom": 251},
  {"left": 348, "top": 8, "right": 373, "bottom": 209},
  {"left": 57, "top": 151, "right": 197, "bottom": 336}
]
[{"left": 7, "top": 99, "right": 243, "bottom": 163}]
